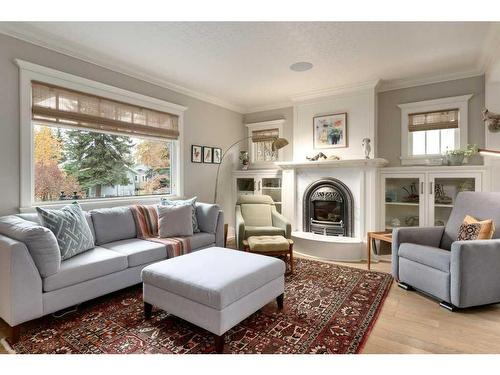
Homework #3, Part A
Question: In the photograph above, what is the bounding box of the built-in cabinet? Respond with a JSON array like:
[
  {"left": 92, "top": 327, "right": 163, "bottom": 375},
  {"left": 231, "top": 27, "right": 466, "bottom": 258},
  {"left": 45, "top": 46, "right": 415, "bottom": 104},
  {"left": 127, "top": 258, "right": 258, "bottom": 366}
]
[
  {"left": 233, "top": 169, "right": 283, "bottom": 213},
  {"left": 380, "top": 166, "right": 488, "bottom": 230}
]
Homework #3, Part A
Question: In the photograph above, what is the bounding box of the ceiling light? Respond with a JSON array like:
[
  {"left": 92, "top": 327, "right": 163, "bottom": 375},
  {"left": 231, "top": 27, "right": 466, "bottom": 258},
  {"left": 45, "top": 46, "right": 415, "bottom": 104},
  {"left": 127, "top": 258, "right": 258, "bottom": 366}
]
[{"left": 290, "top": 62, "right": 313, "bottom": 72}]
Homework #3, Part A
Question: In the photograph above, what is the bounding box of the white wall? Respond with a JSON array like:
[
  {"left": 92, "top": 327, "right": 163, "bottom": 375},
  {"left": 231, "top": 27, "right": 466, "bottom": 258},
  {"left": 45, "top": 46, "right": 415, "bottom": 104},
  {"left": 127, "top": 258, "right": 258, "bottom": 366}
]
[
  {"left": 485, "top": 59, "right": 500, "bottom": 191},
  {"left": 293, "top": 88, "right": 376, "bottom": 161}
]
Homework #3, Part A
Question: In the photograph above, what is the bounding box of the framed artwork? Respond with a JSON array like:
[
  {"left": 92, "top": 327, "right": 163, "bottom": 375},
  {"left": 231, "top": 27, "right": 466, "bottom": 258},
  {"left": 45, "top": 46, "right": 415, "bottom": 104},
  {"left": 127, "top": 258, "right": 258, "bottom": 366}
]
[
  {"left": 203, "top": 146, "right": 213, "bottom": 163},
  {"left": 191, "top": 145, "right": 202, "bottom": 163},
  {"left": 212, "top": 147, "right": 222, "bottom": 164},
  {"left": 313, "top": 112, "right": 347, "bottom": 149}
]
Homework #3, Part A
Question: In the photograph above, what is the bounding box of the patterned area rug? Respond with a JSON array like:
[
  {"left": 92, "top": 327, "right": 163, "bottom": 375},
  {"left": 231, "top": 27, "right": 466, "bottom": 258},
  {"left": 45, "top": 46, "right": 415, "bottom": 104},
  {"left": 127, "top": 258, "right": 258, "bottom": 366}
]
[{"left": 7, "top": 258, "right": 392, "bottom": 354}]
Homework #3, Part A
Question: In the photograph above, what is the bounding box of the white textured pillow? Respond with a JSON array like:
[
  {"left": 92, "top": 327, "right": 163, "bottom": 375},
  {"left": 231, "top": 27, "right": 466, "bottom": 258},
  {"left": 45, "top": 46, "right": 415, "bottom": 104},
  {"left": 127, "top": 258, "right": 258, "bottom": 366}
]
[{"left": 157, "top": 204, "right": 194, "bottom": 238}]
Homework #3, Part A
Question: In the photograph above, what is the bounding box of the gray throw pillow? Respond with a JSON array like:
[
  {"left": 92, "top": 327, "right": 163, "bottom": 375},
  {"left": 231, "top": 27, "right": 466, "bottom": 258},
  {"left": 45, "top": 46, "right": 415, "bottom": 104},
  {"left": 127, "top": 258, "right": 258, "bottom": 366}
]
[
  {"left": 0, "top": 215, "right": 61, "bottom": 277},
  {"left": 90, "top": 206, "right": 136, "bottom": 245},
  {"left": 161, "top": 197, "right": 200, "bottom": 233},
  {"left": 157, "top": 204, "right": 194, "bottom": 238},
  {"left": 37, "top": 203, "right": 95, "bottom": 260}
]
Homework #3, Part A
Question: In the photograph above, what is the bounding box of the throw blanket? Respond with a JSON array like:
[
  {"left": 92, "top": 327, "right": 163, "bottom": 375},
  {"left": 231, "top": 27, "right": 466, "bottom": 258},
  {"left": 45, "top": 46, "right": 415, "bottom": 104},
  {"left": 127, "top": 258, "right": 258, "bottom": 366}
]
[{"left": 130, "top": 205, "right": 191, "bottom": 258}]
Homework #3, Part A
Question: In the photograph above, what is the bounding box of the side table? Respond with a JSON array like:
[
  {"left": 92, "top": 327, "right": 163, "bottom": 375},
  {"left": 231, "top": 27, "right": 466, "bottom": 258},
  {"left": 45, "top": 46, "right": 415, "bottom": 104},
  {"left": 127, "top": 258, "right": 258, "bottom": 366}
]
[{"left": 367, "top": 231, "right": 393, "bottom": 270}]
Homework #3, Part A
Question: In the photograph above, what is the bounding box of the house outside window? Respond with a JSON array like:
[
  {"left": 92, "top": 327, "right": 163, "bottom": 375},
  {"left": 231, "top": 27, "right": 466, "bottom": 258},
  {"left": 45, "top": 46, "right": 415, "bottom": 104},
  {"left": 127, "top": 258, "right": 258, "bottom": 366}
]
[{"left": 398, "top": 95, "right": 472, "bottom": 165}]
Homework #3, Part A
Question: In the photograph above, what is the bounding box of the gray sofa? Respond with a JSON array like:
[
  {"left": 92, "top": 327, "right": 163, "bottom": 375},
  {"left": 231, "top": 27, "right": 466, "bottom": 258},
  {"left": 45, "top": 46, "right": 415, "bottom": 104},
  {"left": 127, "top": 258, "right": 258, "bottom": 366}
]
[
  {"left": 392, "top": 192, "right": 500, "bottom": 310},
  {"left": 0, "top": 202, "right": 224, "bottom": 340}
]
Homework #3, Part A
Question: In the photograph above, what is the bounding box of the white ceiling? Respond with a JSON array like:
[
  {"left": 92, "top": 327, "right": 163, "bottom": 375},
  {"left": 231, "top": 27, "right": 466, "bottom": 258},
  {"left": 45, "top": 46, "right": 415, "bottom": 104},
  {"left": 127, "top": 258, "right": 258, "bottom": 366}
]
[{"left": 0, "top": 22, "right": 497, "bottom": 112}]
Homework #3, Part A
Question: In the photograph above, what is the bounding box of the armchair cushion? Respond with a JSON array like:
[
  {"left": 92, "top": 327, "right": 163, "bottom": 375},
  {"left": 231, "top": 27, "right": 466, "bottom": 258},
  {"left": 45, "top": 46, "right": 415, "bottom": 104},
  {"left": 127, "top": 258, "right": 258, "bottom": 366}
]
[
  {"left": 245, "top": 226, "right": 285, "bottom": 238},
  {"left": 398, "top": 243, "right": 450, "bottom": 272},
  {"left": 240, "top": 204, "right": 272, "bottom": 227}
]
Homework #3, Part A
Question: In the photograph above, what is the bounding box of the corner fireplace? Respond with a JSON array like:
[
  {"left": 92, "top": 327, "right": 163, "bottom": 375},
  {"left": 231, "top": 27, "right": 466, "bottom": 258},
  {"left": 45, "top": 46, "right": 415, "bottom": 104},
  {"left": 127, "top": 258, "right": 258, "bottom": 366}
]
[{"left": 303, "top": 178, "right": 354, "bottom": 237}]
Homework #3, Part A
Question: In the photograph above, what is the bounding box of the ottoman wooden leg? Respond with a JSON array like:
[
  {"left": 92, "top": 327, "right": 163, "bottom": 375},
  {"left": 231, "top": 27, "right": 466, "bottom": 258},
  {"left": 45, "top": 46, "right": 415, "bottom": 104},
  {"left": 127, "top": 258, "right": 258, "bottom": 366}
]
[
  {"left": 214, "top": 333, "right": 225, "bottom": 354},
  {"left": 144, "top": 302, "right": 153, "bottom": 320},
  {"left": 277, "top": 293, "right": 284, "bottom": 310},
  {"left": 7, "top": 324, "right": 21, "bottom": 344}
]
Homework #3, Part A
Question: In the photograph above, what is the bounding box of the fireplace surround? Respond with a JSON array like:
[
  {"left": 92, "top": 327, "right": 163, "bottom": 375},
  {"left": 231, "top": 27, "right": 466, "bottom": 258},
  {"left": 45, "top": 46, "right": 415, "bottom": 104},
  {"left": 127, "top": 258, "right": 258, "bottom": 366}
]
[{"left": 303, "top": 177, "right": 354, "bottom": 237}]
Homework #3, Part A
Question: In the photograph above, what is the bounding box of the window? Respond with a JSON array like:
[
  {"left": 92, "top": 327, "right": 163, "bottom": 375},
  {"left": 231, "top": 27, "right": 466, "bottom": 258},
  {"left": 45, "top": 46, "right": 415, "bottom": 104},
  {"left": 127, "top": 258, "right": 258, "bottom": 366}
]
[
  {"left": 398, "top": 95, "right": 472, "bottom": 165},
  {"left": 246, "top": 119, "right": 284, "bottom": 167},
  {"left": 18, "top": 59, "right": 186, "bottom": 209}
]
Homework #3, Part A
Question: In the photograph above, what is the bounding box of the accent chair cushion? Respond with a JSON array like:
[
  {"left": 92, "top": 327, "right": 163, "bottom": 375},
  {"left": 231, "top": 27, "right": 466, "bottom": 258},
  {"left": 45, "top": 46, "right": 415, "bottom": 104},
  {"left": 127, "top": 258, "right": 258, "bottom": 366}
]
[
  {"left": 161, "top": 197, "right": 200, "bottom": 233},
  {"left": 240, "top": 204, "right": 273, "bottom": 227},
  {"left": 43, "top": 246, "right": 128, "bottom": 292},
  {"left": 100, "top": 238, "right": 167, "bottom": 267},
  {"left": 245, "top": 226, "right": 284, "bottom": 238},
  {"left": 0, "top": 215, "right": 61, "bottom": 277},
  {"left": 398, "top": 243, "right": 450, "bottom": 272},
  {"left": 463, "top": 215, "right": 495, "bottom": 240},
  {"left": 90, "top": 206, "right": 137, "bottom": 245},
  {"left": 247, "top": 235, "right": 290, "bottom": 252},
  {"left": 36, "top": 203, "right": 94, "bottom": 261},
  {"left": 157, "top": 204, "right": 194, "bottom": 238}
]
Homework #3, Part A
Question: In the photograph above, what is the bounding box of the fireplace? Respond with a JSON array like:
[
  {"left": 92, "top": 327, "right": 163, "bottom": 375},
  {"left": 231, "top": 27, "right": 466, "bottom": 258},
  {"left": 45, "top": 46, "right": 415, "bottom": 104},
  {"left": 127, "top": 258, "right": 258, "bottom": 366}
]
[{"left": 303, "top": 178, "right": 354, "bottom": 237}]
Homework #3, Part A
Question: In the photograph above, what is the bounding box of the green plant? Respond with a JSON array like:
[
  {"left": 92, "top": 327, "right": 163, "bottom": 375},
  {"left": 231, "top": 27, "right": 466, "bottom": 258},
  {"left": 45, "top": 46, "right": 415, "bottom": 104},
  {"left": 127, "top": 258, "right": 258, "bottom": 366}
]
[{"left": 444, "top": 144, "right": 478, "bottom": 157}]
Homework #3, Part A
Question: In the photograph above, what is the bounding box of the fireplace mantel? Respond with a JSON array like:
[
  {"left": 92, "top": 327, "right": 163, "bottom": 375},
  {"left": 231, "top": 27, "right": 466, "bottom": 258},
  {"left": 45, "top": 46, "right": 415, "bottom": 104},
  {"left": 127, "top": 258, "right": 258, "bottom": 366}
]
[{"left": 275, "top": 158, "right": 389, "bottom": 170}]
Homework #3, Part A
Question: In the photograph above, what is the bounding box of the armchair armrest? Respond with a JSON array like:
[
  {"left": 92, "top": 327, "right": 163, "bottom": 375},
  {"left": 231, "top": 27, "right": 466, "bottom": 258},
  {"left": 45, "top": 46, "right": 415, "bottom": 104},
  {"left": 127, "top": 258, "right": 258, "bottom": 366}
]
[
  {"left": 235, "top": 206, "right": 245, "bottom": 250},
  {"left": 392, "top": 226, "right": 445, "bottom": 279},
  {"left": 451, "top": 239, "right": 500, "bottom": 308},
  {"left": 272, "top": 210, "right": 292, "bottom": 239}
]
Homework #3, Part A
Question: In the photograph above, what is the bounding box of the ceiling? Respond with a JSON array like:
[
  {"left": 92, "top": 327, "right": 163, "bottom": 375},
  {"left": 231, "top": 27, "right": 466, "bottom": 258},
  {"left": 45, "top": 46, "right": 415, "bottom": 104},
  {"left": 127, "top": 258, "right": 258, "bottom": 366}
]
[{"left": 0, "top": 22, "right": 497, "bottom": 112}]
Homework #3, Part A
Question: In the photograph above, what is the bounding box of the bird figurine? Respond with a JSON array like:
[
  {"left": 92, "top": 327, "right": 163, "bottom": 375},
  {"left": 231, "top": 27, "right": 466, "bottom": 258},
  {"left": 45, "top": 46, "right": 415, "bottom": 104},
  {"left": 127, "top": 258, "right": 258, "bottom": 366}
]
[
  {"left": 482, "top": 108, "right": 500, "bottom": 133},
  {"left": 362, "top": 138, "right": 371, "bottom": 159},
  {"left": 306, "top": 152, "right": 327, "bottom": 161}
]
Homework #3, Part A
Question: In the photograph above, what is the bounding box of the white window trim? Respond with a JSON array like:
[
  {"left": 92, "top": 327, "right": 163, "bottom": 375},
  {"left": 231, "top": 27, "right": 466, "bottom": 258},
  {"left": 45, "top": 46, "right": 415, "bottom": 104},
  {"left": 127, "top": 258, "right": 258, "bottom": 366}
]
[
  {"left": 246, "top": 119, "right": 285, "bottom": 169},
  {"left": 398, "top": 94, "right": 473, "bottom": 166},
  {"left": 16, "top": 59, "right": 187, "bottom": 212}
]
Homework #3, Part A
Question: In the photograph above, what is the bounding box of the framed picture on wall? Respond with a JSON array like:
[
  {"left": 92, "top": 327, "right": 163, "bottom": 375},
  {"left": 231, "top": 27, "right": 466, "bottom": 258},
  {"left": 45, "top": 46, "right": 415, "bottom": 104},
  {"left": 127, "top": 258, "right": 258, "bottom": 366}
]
[
  {"left": 212, "top": 147, "right": 222, "bottom": 164},
  {"left": 203, "top": 146, "right": 213, "bottom": 163},
  {"left": 313, "top": 112, "right": 347, "bottom": 149},
  {"left": 191, "top": 145, "right": 202, "bottom": 163}
]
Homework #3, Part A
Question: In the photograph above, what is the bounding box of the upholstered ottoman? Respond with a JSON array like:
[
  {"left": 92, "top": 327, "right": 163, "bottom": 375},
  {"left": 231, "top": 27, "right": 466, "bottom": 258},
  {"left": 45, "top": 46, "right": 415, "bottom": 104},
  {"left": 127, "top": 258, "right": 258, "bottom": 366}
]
[
  {"left": 141, "top": 247, "right": 285, "bottom": 353},
  {"left": 243, "top": 235, "right": 294, "bottom": 274}
]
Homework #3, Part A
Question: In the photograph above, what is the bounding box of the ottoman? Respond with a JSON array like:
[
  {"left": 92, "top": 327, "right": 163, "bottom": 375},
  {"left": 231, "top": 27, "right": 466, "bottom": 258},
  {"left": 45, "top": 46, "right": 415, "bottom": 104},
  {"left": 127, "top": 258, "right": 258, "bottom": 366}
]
[
  {"left": 141, "top": 247, "right": 285, "bottom": 353},
  {"left": 243, "top": 235, "right": 294, "bottom": 274}
]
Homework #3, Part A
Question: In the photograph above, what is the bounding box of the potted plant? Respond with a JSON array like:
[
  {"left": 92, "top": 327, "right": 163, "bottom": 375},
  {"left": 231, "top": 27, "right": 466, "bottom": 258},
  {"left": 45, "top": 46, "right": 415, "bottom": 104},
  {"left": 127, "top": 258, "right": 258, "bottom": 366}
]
[{"left": 443, "top": 144, "right": 478, "bottom": 166}]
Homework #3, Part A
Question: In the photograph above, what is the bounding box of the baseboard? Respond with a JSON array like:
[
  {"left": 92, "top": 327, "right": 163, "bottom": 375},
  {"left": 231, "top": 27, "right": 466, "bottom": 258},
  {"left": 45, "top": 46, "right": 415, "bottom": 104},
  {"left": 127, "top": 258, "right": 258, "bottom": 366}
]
[{"left": 0, "top": 338, "right": 16, "bottom": 354}]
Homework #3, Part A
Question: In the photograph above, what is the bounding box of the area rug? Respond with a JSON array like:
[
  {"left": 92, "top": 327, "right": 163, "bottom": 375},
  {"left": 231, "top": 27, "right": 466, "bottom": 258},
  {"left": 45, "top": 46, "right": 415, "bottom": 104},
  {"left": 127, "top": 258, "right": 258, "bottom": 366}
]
[{"left": 5, "top": 258, "right": 392, "bottom": 354}]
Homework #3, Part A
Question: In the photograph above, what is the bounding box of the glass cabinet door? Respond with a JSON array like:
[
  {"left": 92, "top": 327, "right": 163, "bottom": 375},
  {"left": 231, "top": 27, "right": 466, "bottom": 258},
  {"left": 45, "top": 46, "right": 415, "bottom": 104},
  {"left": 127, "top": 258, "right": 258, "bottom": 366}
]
[
  {"left": 383, "top": 175, "right": 425, "bottom": 230},
  {"left": 236, "top": 178, "right": 255, "bottom": 196},
  {"left": 261, "top": 177, "right": 282, "bottom": 213}
]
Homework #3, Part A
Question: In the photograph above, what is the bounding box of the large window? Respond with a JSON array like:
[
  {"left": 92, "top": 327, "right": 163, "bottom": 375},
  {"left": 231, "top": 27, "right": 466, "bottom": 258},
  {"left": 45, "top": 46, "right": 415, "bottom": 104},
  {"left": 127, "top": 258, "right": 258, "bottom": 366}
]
[{"left": 246, "top": 119, "right": 284, "bottom": 167}]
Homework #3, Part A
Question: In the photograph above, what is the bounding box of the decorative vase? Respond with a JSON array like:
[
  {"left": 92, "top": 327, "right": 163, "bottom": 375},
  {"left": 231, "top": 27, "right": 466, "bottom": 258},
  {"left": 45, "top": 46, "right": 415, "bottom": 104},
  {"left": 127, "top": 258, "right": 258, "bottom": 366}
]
[
  {"left": 446, "top": 154, "right": 465, "bottom": 166},
  {"left": 239, "top": 151, "right": 249, "bottom": 170}
]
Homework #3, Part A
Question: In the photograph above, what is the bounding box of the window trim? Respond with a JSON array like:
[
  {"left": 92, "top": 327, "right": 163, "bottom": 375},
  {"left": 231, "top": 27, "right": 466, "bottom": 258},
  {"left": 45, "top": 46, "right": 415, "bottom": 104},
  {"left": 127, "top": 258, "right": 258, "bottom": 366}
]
[
  {"left": 16, "top": 59, "right": 187, "bottom": 212},
  {"left": 246, "top": 119, "right": 285, "bottom": 168},
  {"left": 398, "top": 94, "right": 473, "bottom": 166}
]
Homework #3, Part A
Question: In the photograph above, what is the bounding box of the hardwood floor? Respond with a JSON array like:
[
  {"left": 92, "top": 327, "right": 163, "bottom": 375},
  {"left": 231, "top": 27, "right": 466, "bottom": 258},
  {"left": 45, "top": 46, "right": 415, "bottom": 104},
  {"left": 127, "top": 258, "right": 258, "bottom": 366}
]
[{"left": 2, "top": 257, "right": 500, "bottom": 354}]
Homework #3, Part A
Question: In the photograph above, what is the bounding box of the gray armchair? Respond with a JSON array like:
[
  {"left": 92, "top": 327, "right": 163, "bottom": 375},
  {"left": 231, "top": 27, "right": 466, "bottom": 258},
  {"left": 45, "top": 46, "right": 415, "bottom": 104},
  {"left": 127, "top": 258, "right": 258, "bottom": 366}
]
[
  {"left": 392, "top": 192, "right": 500, "bottom": 310},
  {"left": 235, "top": 195, "right": 292, "bottom": 250}
]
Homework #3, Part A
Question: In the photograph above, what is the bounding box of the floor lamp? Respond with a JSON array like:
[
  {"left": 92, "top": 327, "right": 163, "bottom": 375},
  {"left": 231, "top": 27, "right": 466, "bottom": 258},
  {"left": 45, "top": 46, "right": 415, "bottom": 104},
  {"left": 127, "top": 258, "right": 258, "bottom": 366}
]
[
  {"left": 213, "top": 136, "right": 289, "bottom": 204},
  {"left": 479, "top": 148, "right": 500, "bottom": 157}
]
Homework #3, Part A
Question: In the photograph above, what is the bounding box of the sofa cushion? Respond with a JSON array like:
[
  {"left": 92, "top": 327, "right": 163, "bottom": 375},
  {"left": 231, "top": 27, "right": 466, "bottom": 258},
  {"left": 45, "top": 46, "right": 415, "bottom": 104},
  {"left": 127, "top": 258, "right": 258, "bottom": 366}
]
[
  {"left": 195, "top": 202, "right": 220, "bottom": 234},
  {"left": 90, "top": 206, "right": 137, "bottom": 245},
  {"left": 161, "top": 197, "right": 200, "bottom": 233},
  {"left": 245, "top": 226, "right": 285, "bottom": 238},
  {"left": 141, "top": 247, "right": 285, "bottom": 309},
  {"left": 189, "top": 232, "right": 216, "bottom": 250},
  {"left": 36, "top": 203, "right": 95, "bottom": 260},
  {"left": 101, "top": 238, "right": 167, "bottom": 267},
  {"left": 0, "top": 215, "right": 61, "bottom": 277},
  {"left": 398, "top": 243, "right": 451, "bottom": 272},
  {"left": 43, "top": 247, "right": 128, "bottom": 292}
]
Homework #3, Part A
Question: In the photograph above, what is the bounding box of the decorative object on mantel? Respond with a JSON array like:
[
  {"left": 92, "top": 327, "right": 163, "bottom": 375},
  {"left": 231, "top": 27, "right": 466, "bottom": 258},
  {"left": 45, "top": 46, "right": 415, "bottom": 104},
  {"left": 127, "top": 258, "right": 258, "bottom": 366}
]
[
  {"left": 327, "top": 154, "right": 341, "bottom": 161},
  {"left": 482, "top": 108, "right": 500, "bottom": 132},
  {"left": 213, "top": 136, "right": 288, "bottom": 203},
  {"left": 362, "top": 137, "right": 371, "bottom": 159},
  {"left": 313, "top": 112, "right": 347, "bottom": 149},
  {"left": 306, "top": 152, "right": 327, "bottom": 161},
  {"left": 239, "top": 151, "right": 249, "bottom": 170},
  {"left": 191, "top": 145, "right": 202, "bottom": 163},
  {"left": 443, "top": 144, "right": 478, "bottom": 166}
]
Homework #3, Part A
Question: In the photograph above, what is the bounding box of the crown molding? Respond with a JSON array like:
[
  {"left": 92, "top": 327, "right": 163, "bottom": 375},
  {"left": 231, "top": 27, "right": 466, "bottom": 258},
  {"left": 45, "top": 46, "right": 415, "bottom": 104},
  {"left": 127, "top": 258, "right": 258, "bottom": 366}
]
[
  {"left": 290, "top": 79, "right": 380, "bottom": 103},
  {"left": 0, "top": 24, "right": 246, "bottom": 113},
  {"left": 243, "top": 101, "right": 294, "bottom": 114},
  {"left": 479, "top": 23, "right": 500, "bottom": 78}
]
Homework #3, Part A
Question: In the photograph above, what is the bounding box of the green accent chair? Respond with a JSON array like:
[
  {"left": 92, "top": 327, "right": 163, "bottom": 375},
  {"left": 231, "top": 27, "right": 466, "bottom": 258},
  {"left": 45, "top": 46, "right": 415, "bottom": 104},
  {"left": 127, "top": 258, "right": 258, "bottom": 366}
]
[{"left": 235, "top": 195, "right": 292, "bottom": 250}]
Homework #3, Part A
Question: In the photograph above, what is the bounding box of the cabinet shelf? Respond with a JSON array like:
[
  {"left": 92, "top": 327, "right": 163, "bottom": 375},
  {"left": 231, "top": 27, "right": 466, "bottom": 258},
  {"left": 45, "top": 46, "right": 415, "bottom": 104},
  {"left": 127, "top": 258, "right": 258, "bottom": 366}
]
[
  {"left": 385, "top": 202, "right": 419, "bottom": 206},
  {"left": 435, "top": 203, "right": 454, "bottom": 208}
]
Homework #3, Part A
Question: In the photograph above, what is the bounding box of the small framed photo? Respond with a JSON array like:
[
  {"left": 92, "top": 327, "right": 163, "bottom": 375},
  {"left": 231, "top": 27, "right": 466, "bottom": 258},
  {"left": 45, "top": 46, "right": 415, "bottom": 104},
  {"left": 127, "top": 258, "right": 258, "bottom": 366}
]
[
  {"left": 212, "top": 147, "right": 222, "bottom": 164},
  {"left": 191, "top": 145, "right": 202, "bottom": 163},
  {"left": 313, "top": 112, "right": 347, "bottom": 149},
  {"left": 203, "top": 146, "right": 213, "bottom": 163}
]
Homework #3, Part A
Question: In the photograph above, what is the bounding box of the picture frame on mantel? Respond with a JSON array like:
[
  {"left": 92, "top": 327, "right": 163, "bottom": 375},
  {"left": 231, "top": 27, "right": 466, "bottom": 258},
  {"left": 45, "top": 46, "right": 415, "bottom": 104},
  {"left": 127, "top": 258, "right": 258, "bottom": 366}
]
[{"left": 313, "top": 112, "right": 347, "bottom": 149}]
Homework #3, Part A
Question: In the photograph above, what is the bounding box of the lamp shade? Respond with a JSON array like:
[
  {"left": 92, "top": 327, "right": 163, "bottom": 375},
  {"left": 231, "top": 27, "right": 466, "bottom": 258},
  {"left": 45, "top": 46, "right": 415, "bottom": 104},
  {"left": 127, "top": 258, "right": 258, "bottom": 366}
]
[{"left": 271, "top": 137, "right": 289, "bottom": 151}]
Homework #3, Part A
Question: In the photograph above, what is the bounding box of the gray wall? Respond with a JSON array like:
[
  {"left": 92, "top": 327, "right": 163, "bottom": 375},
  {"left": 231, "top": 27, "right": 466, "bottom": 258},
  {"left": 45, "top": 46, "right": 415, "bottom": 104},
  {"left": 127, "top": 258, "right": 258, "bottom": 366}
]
[
  {"left": 0, "top": 34, "right": 244, "bottom": 220},
  {"left": 377, "top": 75, "right": 485, "bottom": 166},
  {"left": 243, "top": 107, "right": 294, "bottom": 161}
]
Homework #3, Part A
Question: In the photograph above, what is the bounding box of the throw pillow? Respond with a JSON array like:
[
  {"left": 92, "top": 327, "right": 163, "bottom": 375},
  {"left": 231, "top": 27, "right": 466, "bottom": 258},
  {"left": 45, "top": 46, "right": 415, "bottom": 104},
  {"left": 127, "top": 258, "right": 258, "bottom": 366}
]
[
  {"left": 157, "top": 204, "right": 194, "bottom": 238},
  {"left": 463, "top": 215, "right": 495, "bottom": 240},
  {"left": 161, "top": 197, "right": 200, "bottom": 233},
  {"left": 457, "top": 223, "right": 482, "bottom": 241},
  {"left": 37, "top": 203, "right": 95, "bottom": 260}
]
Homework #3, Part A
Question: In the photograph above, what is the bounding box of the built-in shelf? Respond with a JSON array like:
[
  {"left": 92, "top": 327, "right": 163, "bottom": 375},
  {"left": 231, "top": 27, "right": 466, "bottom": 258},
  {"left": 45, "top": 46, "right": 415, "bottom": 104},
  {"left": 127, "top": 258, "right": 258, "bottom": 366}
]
[
  {"left": 275, "top": 158, "right": 389, "bottom": 170},
  {"left": 435, "top": 204, "right": 454, "bottom": 208},
  {"left": 385, "top": 202, "right": 419, "bottom": 206},
  {"left": 262, "top": 187, "right": 282, "bottom": 190}
]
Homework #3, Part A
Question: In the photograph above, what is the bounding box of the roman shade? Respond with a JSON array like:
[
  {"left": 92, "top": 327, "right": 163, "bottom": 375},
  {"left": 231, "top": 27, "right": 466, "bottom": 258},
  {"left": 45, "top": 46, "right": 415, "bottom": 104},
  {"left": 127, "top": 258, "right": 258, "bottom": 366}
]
[
  {"left": 408, "top": 109, "right": 459, "bottom": 132},
  {"left": 31, "top": 81, "right": 179, "bottom": 140},
  {"left": 251, "top": 128, "right": 279, "bottom": 142}
]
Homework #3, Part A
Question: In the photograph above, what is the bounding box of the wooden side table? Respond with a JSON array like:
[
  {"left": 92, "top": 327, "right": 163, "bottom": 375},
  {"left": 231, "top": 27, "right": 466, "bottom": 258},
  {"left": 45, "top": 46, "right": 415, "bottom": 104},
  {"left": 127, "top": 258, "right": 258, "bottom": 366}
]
[{"left": 366, "top": 231, "right": 393, "bottom": 270}]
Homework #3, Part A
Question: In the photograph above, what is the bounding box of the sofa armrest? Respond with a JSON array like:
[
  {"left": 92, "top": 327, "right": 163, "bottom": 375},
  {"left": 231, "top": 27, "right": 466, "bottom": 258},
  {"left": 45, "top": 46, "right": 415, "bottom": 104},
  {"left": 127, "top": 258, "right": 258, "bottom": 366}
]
[
  {"left": 451, "top": 239, "right": 500, "bottom": 308},
  {"left": 272, "top": 210, "right": 292, "bottom": 239},
  {"left": 0, "top": 234, "right": 43, "bottom": 327},
  {"left": 235, "top": 206, "right": 245, "bottom": 250},
  {"left": 392, "top": 226, "right": 445, "bottom": 279},
  {"left": 214, "top": 210, "right": 225, "bottom": 247}
]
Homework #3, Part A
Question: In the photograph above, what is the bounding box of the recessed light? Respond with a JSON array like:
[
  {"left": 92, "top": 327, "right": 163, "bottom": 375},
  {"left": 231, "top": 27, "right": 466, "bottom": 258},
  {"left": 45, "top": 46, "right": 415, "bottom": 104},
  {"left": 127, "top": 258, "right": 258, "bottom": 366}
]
[{"left": 290, "top": 61, "right": 313, "bottom": 72}]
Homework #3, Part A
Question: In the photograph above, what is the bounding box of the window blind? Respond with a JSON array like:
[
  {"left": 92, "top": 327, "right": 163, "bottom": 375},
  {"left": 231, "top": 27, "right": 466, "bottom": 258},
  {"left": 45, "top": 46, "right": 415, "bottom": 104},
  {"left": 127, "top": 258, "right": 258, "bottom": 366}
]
[
  {"left": 31, "top": 81, "right": 179, "bottom": 140},
  {"left": 408, "top": 109, "right": 459, "bottom": 132},
  {"left": 251, "top": 128, "right": 279, "bottom": 142}
]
